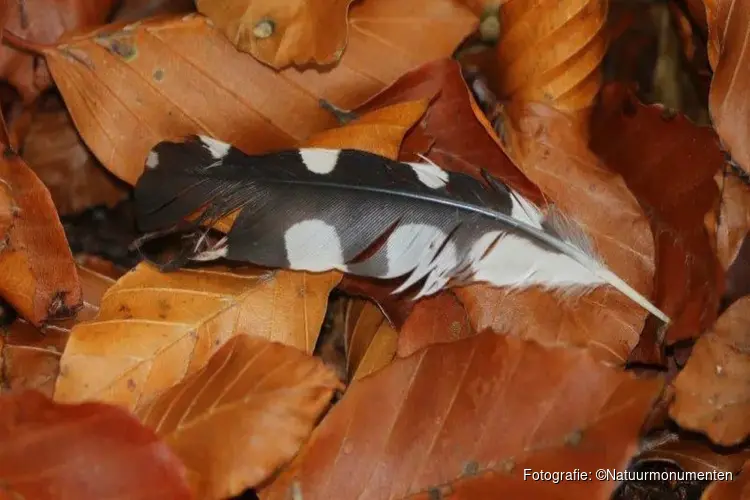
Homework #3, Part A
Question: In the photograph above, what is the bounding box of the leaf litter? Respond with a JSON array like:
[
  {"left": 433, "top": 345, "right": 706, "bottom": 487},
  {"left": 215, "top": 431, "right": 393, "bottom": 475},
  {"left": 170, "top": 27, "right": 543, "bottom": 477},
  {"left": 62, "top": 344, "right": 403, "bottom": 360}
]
[{"left": 0, "top": 1, "right": 748, "bottom": 499}]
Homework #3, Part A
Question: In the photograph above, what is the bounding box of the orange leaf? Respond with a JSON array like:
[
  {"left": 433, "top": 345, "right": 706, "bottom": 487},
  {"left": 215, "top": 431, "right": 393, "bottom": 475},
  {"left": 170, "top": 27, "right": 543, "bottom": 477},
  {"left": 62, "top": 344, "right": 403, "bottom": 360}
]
[
  {"left": 0, "top": 149, "right": 81, "bottom": 325},
  {"left": 702, "top": 461, "right": 749, "bottom": 499},
  {"left": 0, "top": 390, "right": 191, "bottom": 499},
  {"left": 670, "top": 296, "right": 750, "bottom": 446},
  {"left": 54, "top": 263, "right": 338, "bottom": 409},
  {"left": 0, "top": 264, "right": 115, "bottom": 397},
  {"left": 260, "top": 333, "right": 663, "bottom": 499},
  {"left": 135, "top": 335, "right": 342, "bottom": 499},
  {"left": 0, "top": 0, "right": 116, "bottom": 103},
  {"left": 716, "top": 173, "right": 750, "bottom": 270},
  {"left": 44, "top": 8, "right": 475, "bottom": 184},
  {"left": 706, "top": 0, "right": 750, "bottom": 174},
  {"left": 591, "top": 85, "right": 724, "bottom": 346},
  {"left": 495, "top": 0, "right": 607, "bottom": 112},
  {"left": 344, "top": 299, "right": 398, "bottom": 381},
  {"left": 17, "top": 95, "right": 128, "bottom": 216},
  {"left": 196, "top": 0, "right": 354, "bottom": 68}
]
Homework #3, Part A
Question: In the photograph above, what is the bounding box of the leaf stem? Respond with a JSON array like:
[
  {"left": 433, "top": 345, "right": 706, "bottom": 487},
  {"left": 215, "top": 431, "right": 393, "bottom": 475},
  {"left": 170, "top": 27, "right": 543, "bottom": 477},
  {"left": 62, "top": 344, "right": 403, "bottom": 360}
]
[{"left": 1, "top": 30, "right": 47, "bottom": 56}]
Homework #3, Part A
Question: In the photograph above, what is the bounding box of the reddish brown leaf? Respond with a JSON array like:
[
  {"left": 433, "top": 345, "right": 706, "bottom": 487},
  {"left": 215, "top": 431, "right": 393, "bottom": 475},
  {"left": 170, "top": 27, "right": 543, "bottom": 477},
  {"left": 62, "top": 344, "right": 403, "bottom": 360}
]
[
  {"left": 0, "top": 149, "right": 81, "bottom": 325},
  {"left": 670, "top": 296, "right": 750, "bottom": 445},
  {"left": 0, "top": 390, "right": 191, "bottom": 499},
  {"left": 54, "top": 263, "right": 338, "bottom": 410},
  {"left": 495, "top": 0, "right": 607, "bottom": 112},
  {"left": 0, "top": 0, "right": 116, "bottom": 103},
  {"left": 701, "top": 461, "right": 749, "bottom": 499},
  {"left": 112, "top": 0, "right": 196, "bottom": 22},
  {"left": 591, "top": 85, "right": 724, "bottom": 346},
  {"left": 196, "top": 0, "right": 354, "bottom": 68},
  {"left": 44, "top": 9, "right": 475, "bottom": 184},
  {"left": 260, "top": 333, "right": 663, "bottom": 499},
  {"left": 716, "top": 173, "right": 750, "bottom": 270},
  {"left": 458, "top": 101, "right": 656, "bottom": 363},
  {"left": 135, "top": 335, "right": 342, "bottom": 499},
  {"left": 397, "top": 292, "right": 474, "bottom": 358},
  {"left": 0, "top": 265, "right": 114, "bottom": 396},
  {"left": 17, "top": 95, "right": 128, "bottom": 216},
  {"left": 706, "top": 0, "right": 750, "bottom": 174}
]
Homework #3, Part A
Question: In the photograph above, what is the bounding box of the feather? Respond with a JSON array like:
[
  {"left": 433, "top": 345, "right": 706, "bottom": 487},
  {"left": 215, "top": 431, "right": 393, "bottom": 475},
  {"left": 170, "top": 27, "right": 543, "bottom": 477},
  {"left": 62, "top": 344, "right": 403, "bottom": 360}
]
[{"left": 134, "top": 135, "right": 670, "bottom": 323}]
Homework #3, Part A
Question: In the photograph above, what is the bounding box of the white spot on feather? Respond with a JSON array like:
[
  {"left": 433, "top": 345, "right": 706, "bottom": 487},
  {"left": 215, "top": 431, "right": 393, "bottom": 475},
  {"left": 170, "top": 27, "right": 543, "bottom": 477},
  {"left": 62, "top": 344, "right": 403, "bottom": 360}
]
[
  {"left": 510, "top": 193, "right": 543, "bottom": 226},
  {"left": 405, "top": 162, "right": 449, "bottom": 189},
  {"left": 284, "top": 219, "right": 345, "bottom": 272},
  {"left": 198, "top": 136, "right": 231, "bottom": 159},
  {"left": 299, "top": 149, "right": 340, "bottom": 175},
  {"left": 145, "top": 151, "right": 159, "bottom": 169}
]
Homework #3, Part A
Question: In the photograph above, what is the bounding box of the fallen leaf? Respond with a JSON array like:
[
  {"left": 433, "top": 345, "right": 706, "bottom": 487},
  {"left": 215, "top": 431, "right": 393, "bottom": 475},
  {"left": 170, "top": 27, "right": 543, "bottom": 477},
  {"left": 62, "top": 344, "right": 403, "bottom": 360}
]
[
  {"left": 363, "top": 58, "right": 544, "bottom": 203},
  {"left": 136, "top": 334, "right": 342, "bottom": 499},
  {"left": 196, "top": 0, "right": 354, "bottom": 68},
  {"left": 0, "top": 264, "right": 114, "bottom": 396},
  {"left": 725, "top": 235, "right": 750, "bottom": 308},
  {"left": 705, "top": 0, "right": 750, "bottom": 174},
  {"left": 670, "top": 296, "right": 750, "bottom": 446},
  {"left": 18, "top": 94, "right": 128, "bottom": 216},
  {"left": 495, "top": 0, "right": 607, "bottom": 112},
  {"left": 344, "top": 299, "right": 398, "bottom": 381},
  {"left": 44, "top": 7, "right": 475, "bottom": 184},
  {"left": 397, "top": 291, "right": 474, "bottom": 357},
  {"left": 260, "top": 332, "right": 664, "bottom": 499},
  {"left": 0, "top": 0, "right": 116, "bottom": 102},
  {"left": 716, "top": 173, "right": 750, "bottom": 270},
  {"left": 591, "top": 85, "right": 724, "bottom": 345},
  {"left": 112, "top": 0, "right": 196, "bottom": 22},
  {"left": 458, "top": 101, "right": 656, "bottom": 363},
  {"left": 54, "top": 263, "right": 338, "bottom": 409},
  {"left": 701, "top": 460, "right": 750, "bottom": 499},
  {"left": 0, "top": 174, "right": 12, "bottom": 241},
  {"left": 0, "top": 148, "right": 81, "bottom": 325},
  {"left": 0, "top": 389, "right": 191, "bottom": 499}
]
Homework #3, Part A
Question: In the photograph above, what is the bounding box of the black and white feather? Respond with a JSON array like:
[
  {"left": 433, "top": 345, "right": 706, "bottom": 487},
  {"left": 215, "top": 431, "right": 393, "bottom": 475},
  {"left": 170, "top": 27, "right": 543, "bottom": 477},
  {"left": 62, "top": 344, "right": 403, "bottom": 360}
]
[{"left": 134, "top": 135, "right": 669, "bottom": 322}]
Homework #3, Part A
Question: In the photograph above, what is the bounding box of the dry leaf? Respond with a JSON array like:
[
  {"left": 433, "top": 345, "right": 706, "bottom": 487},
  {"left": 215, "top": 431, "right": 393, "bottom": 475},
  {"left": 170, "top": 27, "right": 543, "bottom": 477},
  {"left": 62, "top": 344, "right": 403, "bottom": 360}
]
[
  {"left": 54, "top": 263, "right": 338, "bottom": 409},
  {"left": 261, "top": 332, "right": 663, "bottom": 499},
  {"left": 18, "top": 95, "right": 128, "bottom": 216},
  {"left": 136, "top": 335, "right": 342, "bottom": 499},
  {"left": 706, "top": 0, "right": 750, "bottom": 174},
  {"left": 0, "top": 0, "right": 116, "bottom": 102},
  {"left": 716, "top": 173, "right": 750, "bottom": 270},
  {"left": 670, "top": 296, "right": 750, "bottom": 445},
  {"left": 397, "top": 291, "right": 474, "bottom": 358},
  {"left": 701, "top": 460, "right": 750, "bottom": 499},
  {"left": 0, "top": 149, "right": 81, "bottom": 325},
  {"left": 496, "top": 0, "right": 607, "bottom": 112},
  {"left": 458, "top": 102, "right": 656, "bottom": 363},
  {"left": 112, "top": 0, "right": 196, "bottom": 22},
  {"left": 196, "top": 0, "right": 354, "bottom": 68},
  {"left": 0, "top": 265, "right": 114, "bottom": 396},
  {"left": 44, "top": 7, "right": 475, "bottom": 184},
  {"left": 591, "top": 85, "right": 724, "bottom": 345},
  {"left": 344, "top": 299, "right": 398, "bottom": 381},
  {"left": 0, "top": 390, "right": 191, "bottom": 499}
]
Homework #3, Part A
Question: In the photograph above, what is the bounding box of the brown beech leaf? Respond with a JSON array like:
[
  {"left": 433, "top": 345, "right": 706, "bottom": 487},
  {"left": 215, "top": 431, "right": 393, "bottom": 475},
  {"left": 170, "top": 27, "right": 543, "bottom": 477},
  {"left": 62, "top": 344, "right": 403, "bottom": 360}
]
[
  {"left": 706, "top": 0, "right": 750, "bottom": 174},
  {"left": 260, "top": 333, "right": 663, "bottom": 499},
  {"left": 344, "top": 299, "right": 398, "bottom": 381},
  {"left": 701, "top": 460, "right": 750, "bottom": 500},
  {"left": 44, "top": 7, "right": 475, "bottom": 184},
  {"left": 54, "top": 263, "right": 338, "bottom": 409},
  {"left": 0, "top": 390, "right": 191, "bottom": 499},
  {"left": 591, "top": 85, "right": 724, "bottom": 345},
  {"left": 17, "top": 95, "right": 128, "bottom": 216},
  {"left": 0, "top": 265, "right": 114, "bottom": 397},
  {"left": 196, "top": 0, "right": 354, "bottom": 68},
  {"left": 495, "top": 0, "right": 607, "bottom": 112},
  {"left": 363, "top": 58, "right": 544, "bottom": 203},
  {"left": 670, "top": 296, "right": 750, "bottom": 446},
  {"left": 0, "top": 149, "right": 81, "bottom": 325},
  {"left": 458, "top": 102, "right": 656, "bottom": 363},
  {"left": 0, "top": 0, "right": 116, "bottom": 103},
  {"left": 716, "top": 173, "right": 750, "bottom": 270},
  {"left": 135, "top": 335, "right": 342, "bottom": 499},
  {"left": 397, "top": 291, "right": 474, "bottom": 358},
  {"left": 0, "top": 175, "right": 12, "bottom": 240}
]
